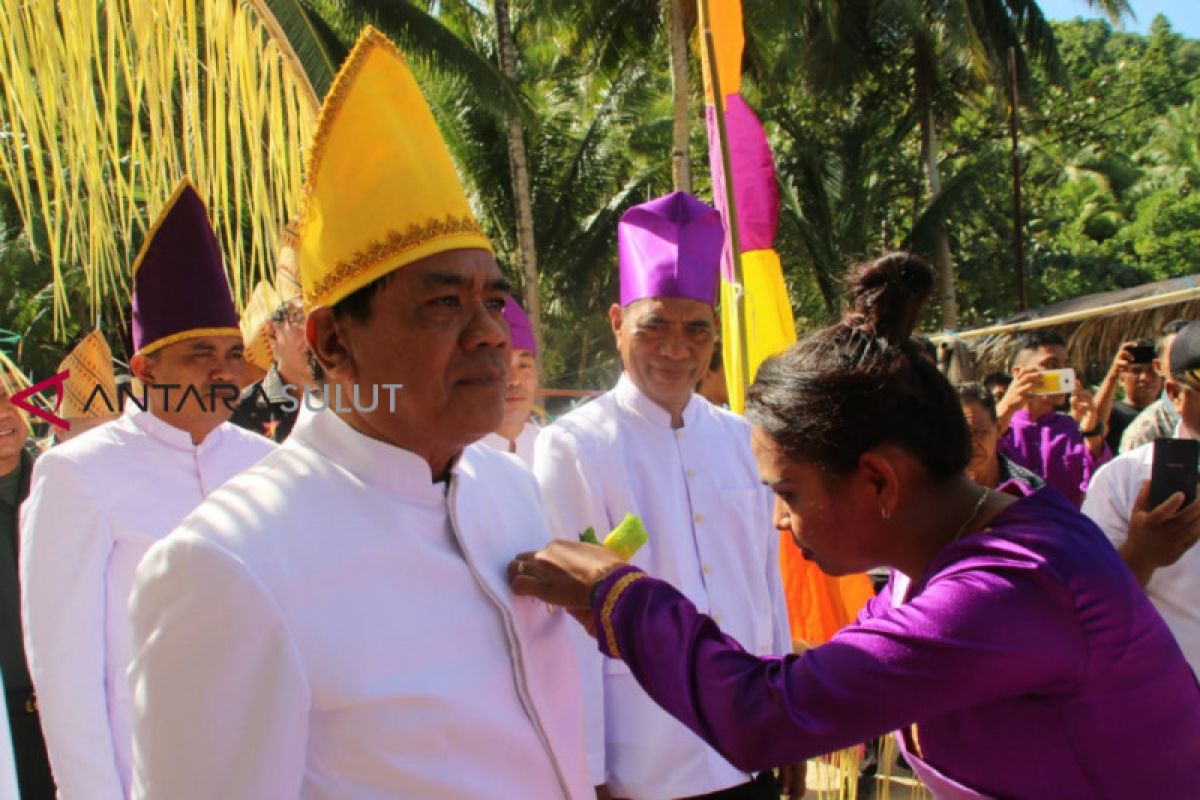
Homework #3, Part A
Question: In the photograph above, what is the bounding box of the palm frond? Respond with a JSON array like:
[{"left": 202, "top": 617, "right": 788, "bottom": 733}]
[{"left": 0, "top": 0, "right": 318, "bottom": 335}]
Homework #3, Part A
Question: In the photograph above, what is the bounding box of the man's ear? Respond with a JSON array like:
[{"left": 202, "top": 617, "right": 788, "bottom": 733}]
[
  {"left": 306, "top": 308, "right": 354, "bottom": 381},
  {"left": 609, "top": 303, "right": 624, "bottom": 345},
  {"left": 1165, "top": 379, "right": 1184, "bottom": 411},
  {"left": 265, "top": 319, "right": 280, "bottom": 348},
  {"left": 130, "top": 352, "right": 155, "bottom": 385}
]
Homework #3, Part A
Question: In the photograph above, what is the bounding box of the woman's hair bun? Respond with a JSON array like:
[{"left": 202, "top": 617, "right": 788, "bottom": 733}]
[{"left": 844, "top": 251, "right": 934, "bottom": 344}]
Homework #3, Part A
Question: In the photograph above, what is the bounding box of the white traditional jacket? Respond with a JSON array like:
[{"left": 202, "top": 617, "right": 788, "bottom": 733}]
[
  {"left": 19, "top": 405, "right": 274, "bottom": 799},
  {"left": 127, "top": 405, "right": 590, "bottom": 799},
  {"left": 480, "top": 420, "right": 540, "bottom": 468},
  {"left": 534, "top": 373, "right": 790, "bottom": 799}
]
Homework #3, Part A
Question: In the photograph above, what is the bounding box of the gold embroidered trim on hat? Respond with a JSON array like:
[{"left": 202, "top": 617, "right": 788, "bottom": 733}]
[
  {"left": 304, "top": 214, "right": 486, "bottom": 307},
  {"left": 601, "top": 571, "right": 647, "bottom": 661},
  {"left": 136, "top": 326, "right": 243, "bottom": 357},
  {"left": 131, "top": 178, "right": 201, "bottom": 276}
]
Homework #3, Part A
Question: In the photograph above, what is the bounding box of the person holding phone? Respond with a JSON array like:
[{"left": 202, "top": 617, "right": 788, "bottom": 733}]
[
  {"left": 994, "top": 332, "right": 1120, "bottom": 506},
  {"left": 1083, "top": 321, "right": 1200, "bottom": 675},
  {"left": 1105, "top": 338, "right": 1162, "bottom": 453}
]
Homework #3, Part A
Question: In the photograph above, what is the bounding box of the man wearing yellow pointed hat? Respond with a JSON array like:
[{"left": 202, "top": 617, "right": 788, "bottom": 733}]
[
  {"left": 126, "top": 28, "right": 589, "bottom": 799},
  {"left": 0, "top": 358, "right": 54, "bottom": 799},
  {"left": 45, "top": 330, "right": 122, "bottom": 446},
  {"left": 19, "top": 181, "right": 275, "bottom": 800},
  {"left": 231, "top": 222, "right": 313, "bottom": 442}
]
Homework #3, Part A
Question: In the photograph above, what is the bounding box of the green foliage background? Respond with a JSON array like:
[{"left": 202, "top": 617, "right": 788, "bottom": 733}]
[{"left": 2, "top": 4, "right": 1198, "bottom": 395}]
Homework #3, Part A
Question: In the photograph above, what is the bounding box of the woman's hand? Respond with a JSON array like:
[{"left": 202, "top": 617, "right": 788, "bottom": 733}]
[{"left": 508, "top": 541, "right": 629, "bottom": 631}]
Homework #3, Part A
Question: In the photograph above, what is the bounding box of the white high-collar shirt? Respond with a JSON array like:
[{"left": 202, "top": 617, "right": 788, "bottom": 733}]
[
  {"left": 126, "top": 405, "right": 590, "bottom": 799},
  {"left": 1082, "top": 428, "right": 1200, "bottom": 675},
  {"left": 19, "top": 404, "right": 274, "bottom": 799},
  {"left": 534, "top": 373, "right": 790, "bottom": 798},
  {"left": 479, "top": 420, "right": 540, "bottom": 468}
]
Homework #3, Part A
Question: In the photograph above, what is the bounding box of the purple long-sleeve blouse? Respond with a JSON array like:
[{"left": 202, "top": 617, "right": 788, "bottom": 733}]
[
  {"left": 998, "top": 409, "right": 1109, "bottom": 507},
  {"left": 592, "top": 487, "right": 1200, "bottom": 799}
]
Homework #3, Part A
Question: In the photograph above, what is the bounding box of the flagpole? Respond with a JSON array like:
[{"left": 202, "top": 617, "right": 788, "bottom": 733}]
[{"left": 699, "top": 0, "right": 751, "bottom": 398}]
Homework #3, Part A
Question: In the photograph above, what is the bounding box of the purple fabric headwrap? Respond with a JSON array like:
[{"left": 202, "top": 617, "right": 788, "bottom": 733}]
[
  {"left": 618, "top": 191, "right": 722, "bottom": 307},
  {"left": 131, "top": 181, "right": 240, "bottom": 354},
  {"left": 503, "top": 296, "right": 538, "bottom": 354}
]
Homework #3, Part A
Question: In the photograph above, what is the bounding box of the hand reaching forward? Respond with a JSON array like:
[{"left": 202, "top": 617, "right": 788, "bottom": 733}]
[{"left": 508, "top": 541, "right": 629, "bottom": 635}]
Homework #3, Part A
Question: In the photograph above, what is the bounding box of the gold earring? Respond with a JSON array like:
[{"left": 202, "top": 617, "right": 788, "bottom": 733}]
[{"left": 880, "top": 505, "right": 891, "bottom": 520}]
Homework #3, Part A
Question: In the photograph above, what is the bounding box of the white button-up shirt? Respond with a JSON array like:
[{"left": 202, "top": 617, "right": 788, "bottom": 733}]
[
  {"left": 126, "top": 406, "right": 590, "bottom": 799},
  {"left": 1082, "top": 434, "right": 1200, "bottom": 675},
  {"left": 19, "top": 405, "right": 274, "bottom": 799},
  {"left": 480, "top": 420, "right": 540, "bottom": 468},
  {"left": 535, "top": 374, "right": 790, "bottom": 798}
]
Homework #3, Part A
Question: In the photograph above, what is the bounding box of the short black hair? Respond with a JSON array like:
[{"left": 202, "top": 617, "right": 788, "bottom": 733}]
[
  {"left": 956, "top": 382, "right": 997, "bottom": 422},
  {"left": 1012, "top": 330, "right": 1066, "bottom": 368},
  {"left": 982, "top": 371, "right": 1011, "bottom": 392},
  {"left": 307, "top": 272, "right": 397, "bottom": 383}
]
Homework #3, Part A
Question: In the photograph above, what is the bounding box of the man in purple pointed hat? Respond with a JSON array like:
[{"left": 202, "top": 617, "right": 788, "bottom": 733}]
[
  {"left": 534, "top": 192, "right": 797, "bottom": 799},
  {"left": 18, "top": 181, "right": 275, "bottom": 799},
  {"left": 479, "top": 296, "right": 541, "bottom": 467}
]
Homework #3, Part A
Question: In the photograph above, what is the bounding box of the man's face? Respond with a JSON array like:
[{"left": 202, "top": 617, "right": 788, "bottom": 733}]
[
  {"left": 611, "top": 297, "right": 716, "bottom": 413},
  {"left": 1169, "top": 375, "right": 1200, "bottom": 438},
  {"left": 131, "top": 336, "right": 246, "bottom": 429},
  {"left": 1120, "top": 363, "right": 1162, "bottom": 410},
  {"left": 503, "top": 349, "right": 538, "bottom": 431},
  {"left": 1014, "top": 343, "right": 1070, "bottom": 414},
  {"left": 268, "top": 299, "right": 311, "bottom": 387},
  {"left": 0, "top": 387, "right": 29, "bottom": 470},
  {"left": 309, "top": 248, "right": 510, "bottom": 457},
  {"left": 961, "top": 400, "right": 999, "bottom": 484}
]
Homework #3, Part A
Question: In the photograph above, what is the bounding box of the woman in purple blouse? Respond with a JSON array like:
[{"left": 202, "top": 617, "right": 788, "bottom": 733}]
[{"left": 510, "top": 253, "right": 1200, "bottom": 799}]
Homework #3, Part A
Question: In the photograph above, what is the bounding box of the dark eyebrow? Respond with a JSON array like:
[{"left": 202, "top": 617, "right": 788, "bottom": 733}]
[
  {"left": 188, "top": 342, "right": 217, "bottom": 354},
  {"left": 420, "top": 273, "right": 513, "bottom": 296}
]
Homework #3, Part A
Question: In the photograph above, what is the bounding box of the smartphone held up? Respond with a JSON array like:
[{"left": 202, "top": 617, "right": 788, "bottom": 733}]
[
  {"left": 1149, "top": 438, "right": 1200, "bottom": 509},
  {"left": 1030, "top": 367, "right": 1076, "bottom": 396}
]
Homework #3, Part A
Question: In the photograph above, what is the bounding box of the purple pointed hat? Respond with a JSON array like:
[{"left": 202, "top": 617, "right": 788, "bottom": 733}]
[
  {"left": 503, "top": 296, "right": 538, "bottom": 354},
  {"left": 131, "top": 180, "right": 241, "bottom": 355},
  {"left": 618, "top": 191, "right": 723, "bottom": 307}
]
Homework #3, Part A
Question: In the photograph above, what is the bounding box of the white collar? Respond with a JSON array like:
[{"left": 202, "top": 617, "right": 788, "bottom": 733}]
[
  {"left": 289, "top": 405, "right": 450, "bottom": 500},
  {"left": 124, "top": 400, "right": 222, "bottom": 452},
  {"left": 613, "top": 373, "right": 701, "bottom": 430}
]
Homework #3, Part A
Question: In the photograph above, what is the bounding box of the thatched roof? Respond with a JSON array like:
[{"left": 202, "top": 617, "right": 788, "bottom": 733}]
[{"left": 933, "top": 275, "right": 1200, "bottom": 381}]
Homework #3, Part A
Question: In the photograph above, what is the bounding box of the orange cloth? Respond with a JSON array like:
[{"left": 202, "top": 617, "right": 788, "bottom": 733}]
[{"left": 779, "top": 532, "right": 876, "bottom": 649}]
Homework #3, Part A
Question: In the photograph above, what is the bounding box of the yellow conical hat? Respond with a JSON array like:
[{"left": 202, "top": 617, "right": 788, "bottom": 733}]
[
  {"left": 275, "top": 220, "right": 303, "bottom": 303},
  {"left": 58, "top": 330, "right": 118, "bottom": 419},
  {"left": 241, "top": 281, "right": 282, "bottom": 372},
  {"left": 297, "top": 26, "right": 492, "bottom": 310}
]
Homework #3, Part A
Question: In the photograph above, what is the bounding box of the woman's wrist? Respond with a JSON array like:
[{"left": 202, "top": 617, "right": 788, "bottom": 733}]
[{"left": 591, "top": 565, "right": 648, "bottom": 659}]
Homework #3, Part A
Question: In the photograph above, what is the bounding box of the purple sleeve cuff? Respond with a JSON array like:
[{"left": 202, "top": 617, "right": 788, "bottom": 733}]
[{"left": 592, "top": 565, "right": 648, "bottom": 659}]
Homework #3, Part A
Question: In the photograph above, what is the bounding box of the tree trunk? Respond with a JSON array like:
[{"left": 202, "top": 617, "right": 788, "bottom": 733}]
[
  {"left": 668, "top": 0, "right": 691, "bottom": 192},
  {"left": 914, "top": 39, "right": 957, "bottom": 330},
  {"left": 493, "top": 0, "right": 543, "bottom": 363}
]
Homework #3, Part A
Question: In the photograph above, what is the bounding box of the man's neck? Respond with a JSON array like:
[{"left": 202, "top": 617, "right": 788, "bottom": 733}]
[
  {"left": 275, "top": 363, "right": 308, "bottom": 393},
  {"left": 148, "top": 407, "right": 218, "bottom": 446},
  {"left": 496, "top": 417, "right": 525, "bottom": 443}
]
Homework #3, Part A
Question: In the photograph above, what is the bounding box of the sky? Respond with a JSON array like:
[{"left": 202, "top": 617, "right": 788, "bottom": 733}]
[{"left": 1038, "top": 0, "right": 1200, "bottom": 39}]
